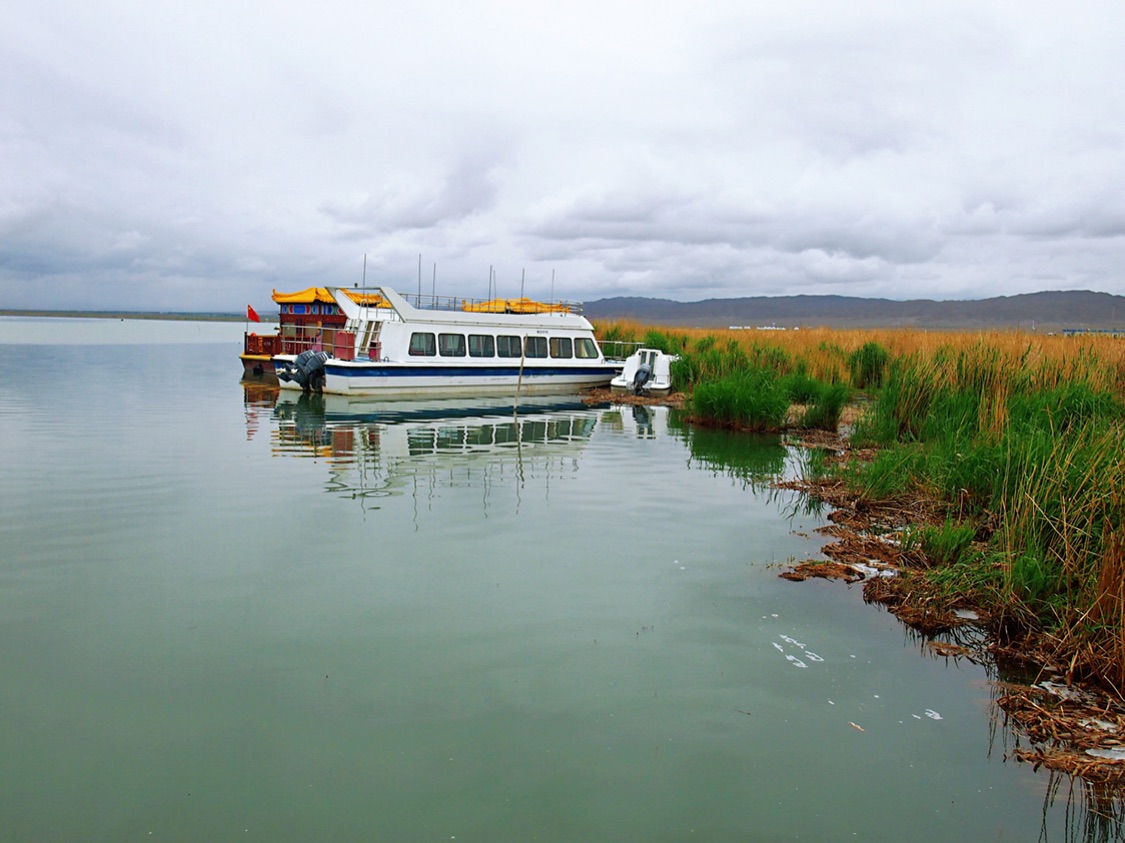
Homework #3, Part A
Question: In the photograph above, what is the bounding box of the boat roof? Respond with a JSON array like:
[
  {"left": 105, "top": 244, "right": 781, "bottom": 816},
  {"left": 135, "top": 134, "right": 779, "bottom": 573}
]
[{"left": 331, "top": 286, "right": 591, "bottom": 329}]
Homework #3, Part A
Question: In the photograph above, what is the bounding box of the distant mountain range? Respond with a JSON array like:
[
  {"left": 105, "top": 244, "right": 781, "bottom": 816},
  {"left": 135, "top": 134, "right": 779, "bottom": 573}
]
[{"left": 583, "top": 290, "right": 1125, "bottom": 331}]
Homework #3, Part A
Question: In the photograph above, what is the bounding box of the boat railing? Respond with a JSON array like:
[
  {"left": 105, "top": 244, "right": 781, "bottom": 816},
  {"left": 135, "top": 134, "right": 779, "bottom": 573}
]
[
  {"left": 278, "top": 324, "right": 343, "bottom": 357},
  {"left": 276, "top": 324, "right": 386, "bottom": 362},
  {"left": 244, "top": 332, "right": 282, "bottom": 356},
  {"left": 599, "top": 340, "right": 643, "bottom": 362},
  {"left": 396, "top": 292, "right": 584, "bottom": 315}
]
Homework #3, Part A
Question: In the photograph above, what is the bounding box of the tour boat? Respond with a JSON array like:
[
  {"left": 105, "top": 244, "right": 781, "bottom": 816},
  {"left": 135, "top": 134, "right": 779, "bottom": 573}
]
[
  {"left": 240, "top": 287, "right": 385, "bottom": 377},
  {"left": 272, "top": 286, "right": 620, "bottom": 397},
  {"left": 610, "top": 348, "right": 679, "bottom": 396}
]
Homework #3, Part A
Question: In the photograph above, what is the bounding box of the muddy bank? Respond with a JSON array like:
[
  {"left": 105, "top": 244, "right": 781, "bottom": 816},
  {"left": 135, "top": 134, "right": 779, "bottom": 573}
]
[
  {"left": 775, "top": 425, "right": 1125, "bottom": 785},
  {"left": 581, "top": 388, "right": 686, "bottom": 408}
]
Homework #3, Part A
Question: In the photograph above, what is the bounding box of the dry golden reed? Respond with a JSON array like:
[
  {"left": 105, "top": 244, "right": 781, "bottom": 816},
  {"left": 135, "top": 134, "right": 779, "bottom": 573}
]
[{"left": 595, "top": 320, "right": 1125, "bottom": 392}]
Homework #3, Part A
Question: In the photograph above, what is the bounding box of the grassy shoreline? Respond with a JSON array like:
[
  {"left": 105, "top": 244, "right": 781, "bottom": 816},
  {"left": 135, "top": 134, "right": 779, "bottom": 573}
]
[{"left": 596, "top": 318, "right": 1125, "bottom": 781}]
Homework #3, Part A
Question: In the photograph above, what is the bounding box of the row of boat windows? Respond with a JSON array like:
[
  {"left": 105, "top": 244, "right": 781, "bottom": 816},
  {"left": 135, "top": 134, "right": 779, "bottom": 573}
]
[
  {"left": 408, "top": 332, "right": 599, "bottom": 360},
  {"left": 282, "top": 304, "right": 340, "bottom": 315}
]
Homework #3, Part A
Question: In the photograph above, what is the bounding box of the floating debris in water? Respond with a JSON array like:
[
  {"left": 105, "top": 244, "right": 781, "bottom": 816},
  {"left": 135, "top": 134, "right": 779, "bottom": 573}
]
[
  {"left": 851, "top": 562, "right": 897, "bottom": 579},
  {"left": 1038, "top": 681, "right": 1096, "bottom": 703},
  {"left": 1086, "top": 747, "right": 1125, "bottom": 760},
  {"left": 773, "top": 634, "right": 823, "bottom": 668},
  {"left": 849, "top": 722, "right": 865, "bottom": 732},
  {"left": 926, "top": 640, "right": 972, "bottom": 658},
  {"left": 925, "top": 709, "right": 943, "bottom": 721},
  {"left": 1080, "top": 718, "right": 1119, "bottom": 733}
]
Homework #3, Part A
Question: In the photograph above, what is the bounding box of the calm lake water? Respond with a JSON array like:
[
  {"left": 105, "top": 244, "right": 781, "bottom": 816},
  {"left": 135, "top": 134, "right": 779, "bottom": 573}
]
[{"left": 0, "top": 316, "right": 1119, "bottom": 842}]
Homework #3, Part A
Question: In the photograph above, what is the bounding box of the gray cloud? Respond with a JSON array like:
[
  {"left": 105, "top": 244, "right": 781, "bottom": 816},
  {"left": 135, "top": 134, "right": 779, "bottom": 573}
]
[
  {"left": 319, "top": 147, "right": 507, "bottom": 238},
  {"left": 1, "top": 0, "right": 1123, "bottom": 311}
]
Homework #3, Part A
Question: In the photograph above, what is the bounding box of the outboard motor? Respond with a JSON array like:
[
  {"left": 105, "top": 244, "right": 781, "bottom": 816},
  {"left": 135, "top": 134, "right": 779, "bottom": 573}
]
[
  {"left": 632, "top": 363, "right": 653, "bottom": 395},
  {"left": 292, "top": 350, "right": 329, "bottom": 393}
]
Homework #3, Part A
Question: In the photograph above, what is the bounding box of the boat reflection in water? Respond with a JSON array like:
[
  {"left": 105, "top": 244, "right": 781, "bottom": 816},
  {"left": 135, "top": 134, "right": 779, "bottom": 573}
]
[
  {"left": 598, "top": 404, "right": 662, "bottom": 439},
  {"left": 242, "top": 379, "right": 280, "bottom": 442},
  {"left": 598, "top": 403, "right": 788, "bottom": 490},
  {"left": 268, "top": 391, "right": 603, "bottom": 507}
]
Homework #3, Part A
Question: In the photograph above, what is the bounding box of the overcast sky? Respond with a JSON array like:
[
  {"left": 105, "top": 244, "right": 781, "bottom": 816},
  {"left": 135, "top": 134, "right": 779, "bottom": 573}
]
[{"left": 3, "top": 1, "right": 1124, "bottom": 311}]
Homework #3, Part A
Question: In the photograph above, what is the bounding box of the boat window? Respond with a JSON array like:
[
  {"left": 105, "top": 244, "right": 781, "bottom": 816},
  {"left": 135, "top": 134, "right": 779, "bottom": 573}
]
[
  {"left": 496, "top": 335, "right": 522, "bottom": 358},
  {"left": 468, "top": 334, "right": 495, "bottom": 357},
  {"left": 408, "top": 332, "right": 436, "bottom": 356},
  {"left": 525, "top": 336, "right": 548, "bottom": 358},
  {"left": 438, "top": 333, "right": 466, "bottom": 357},
  {"left": 575, "top": 338, "right": 599, "bottom": 359},
  {"left": 549, "top": 337, "right": 573, "bottom": 359}
]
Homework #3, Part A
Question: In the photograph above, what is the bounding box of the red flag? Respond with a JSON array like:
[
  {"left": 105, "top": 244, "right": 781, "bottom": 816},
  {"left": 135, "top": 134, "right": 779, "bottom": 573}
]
[{"left": 247, "top": 304, "right": 260, "bottom": 322}]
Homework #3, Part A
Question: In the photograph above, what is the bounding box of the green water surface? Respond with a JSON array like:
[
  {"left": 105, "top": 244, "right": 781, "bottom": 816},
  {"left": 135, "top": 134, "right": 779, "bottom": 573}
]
[{"left": 0, "top": 318, "right": 1116, "bottom": 841}]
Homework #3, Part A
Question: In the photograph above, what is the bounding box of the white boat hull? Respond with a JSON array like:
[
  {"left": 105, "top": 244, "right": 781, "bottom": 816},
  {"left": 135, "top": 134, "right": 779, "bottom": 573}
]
[
  {"left": 316, "top": 360, "right": 617, "bottom": 396},
  {"left": 609, "top": 348, "right": 678, "bottom": 396},
  {"left": 609, "top": 380, "right": 674, "bottom": 396}
]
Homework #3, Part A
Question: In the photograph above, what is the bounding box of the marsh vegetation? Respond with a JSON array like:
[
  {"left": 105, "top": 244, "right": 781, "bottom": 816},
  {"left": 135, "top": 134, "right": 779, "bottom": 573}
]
[{"left": 595, "top": 319, "right": 1125, "bottom": 700}]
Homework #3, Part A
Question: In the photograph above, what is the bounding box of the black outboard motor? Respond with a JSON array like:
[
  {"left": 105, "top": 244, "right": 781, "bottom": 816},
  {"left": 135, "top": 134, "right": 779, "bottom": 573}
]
[
  {"left": 292, "top": 350, "right": 329, "bottom": 393},
  {"left": 633, "top": 363, "right": 653, "bottom": 395}
]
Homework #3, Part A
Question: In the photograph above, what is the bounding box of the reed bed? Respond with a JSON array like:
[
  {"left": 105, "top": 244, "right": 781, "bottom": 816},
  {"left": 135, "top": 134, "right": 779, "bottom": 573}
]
[
  {"left": 864, "top": 344, "right": 1125, "bottom": 692},
  {"left": 594, "top": 319, "right": 1125, "bottom": 690}
]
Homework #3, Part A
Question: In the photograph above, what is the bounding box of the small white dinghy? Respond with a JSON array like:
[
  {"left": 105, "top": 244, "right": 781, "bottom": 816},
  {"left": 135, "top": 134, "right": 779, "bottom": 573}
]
[{"left": 610, "top": 348, "right": 678, "bottom": 396}]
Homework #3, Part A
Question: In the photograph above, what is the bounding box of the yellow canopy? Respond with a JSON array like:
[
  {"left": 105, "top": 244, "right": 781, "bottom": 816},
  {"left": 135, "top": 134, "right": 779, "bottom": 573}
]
[
  {"left": 461, "top": 298, "right": 571, "bottom": 314},
  {"left": 272, "top": 287, "right": 336, "bottom": 304},
  {"left": 271, "top": 287, "right": 387, "bottom": 307},
  {"left": 343, "top": 290, "right": 388, "bottom": 307}
]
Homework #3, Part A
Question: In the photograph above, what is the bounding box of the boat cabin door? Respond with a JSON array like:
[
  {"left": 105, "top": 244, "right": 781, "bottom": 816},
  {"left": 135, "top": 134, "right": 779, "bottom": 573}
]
[{"left": 362, "top": 321, "right": 383, "bottom": 360}]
